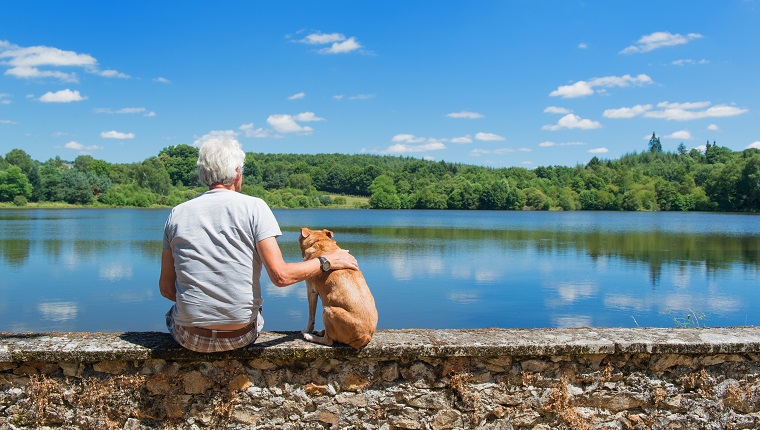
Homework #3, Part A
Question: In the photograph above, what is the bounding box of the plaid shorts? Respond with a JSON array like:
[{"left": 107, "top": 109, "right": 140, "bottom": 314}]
[{"left": 165, "top": 306, "right": 263, "bottom": 353}]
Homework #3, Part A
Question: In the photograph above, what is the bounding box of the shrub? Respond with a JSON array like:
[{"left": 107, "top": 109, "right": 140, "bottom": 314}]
[{"left": 13, "top": 195, "right": 27, "bottom": 207}]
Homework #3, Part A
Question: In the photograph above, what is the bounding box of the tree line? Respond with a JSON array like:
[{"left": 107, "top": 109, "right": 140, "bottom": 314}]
[{"left": 1, "top": 133, "right": 759, "bottom": 212}]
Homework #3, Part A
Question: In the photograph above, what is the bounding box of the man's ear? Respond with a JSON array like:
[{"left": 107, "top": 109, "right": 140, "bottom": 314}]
[
  {"left": 300, "top": 227, "right": 311, "bottom": 238},
  {"left": 323, "top": 229, "right": 334, "bottom": 238}
]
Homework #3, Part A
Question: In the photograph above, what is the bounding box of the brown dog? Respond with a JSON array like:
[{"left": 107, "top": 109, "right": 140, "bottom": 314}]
[{"left": 299, "top": 227, "right": 378, "bottom": 349}]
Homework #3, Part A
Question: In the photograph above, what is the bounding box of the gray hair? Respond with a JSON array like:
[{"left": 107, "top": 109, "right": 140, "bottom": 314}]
[{"left": 196, "top": 136, "right": 245, "bottom": 186}]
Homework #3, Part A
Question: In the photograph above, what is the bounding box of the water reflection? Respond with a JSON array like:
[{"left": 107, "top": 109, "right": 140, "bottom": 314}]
[
  {"left": 38, "top": 301, "right": 78, "bottom": 322},
  {"left": 99, "top": 262, "right": 133, "bottom": 281}
]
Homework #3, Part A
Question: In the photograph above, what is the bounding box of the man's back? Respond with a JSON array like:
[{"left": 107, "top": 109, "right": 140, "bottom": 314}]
[{"left": 163, "top": 189, "right": 281, "bottom": 327}]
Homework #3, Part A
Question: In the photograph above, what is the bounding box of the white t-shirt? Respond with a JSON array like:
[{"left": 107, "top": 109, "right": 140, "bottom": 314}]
[{"left": 163, "top": 189, "right": 282, "bottom": 327}]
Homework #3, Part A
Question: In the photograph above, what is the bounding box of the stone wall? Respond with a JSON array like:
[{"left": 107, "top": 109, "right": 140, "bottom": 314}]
[{"left": 1, "top": 327, "right": 760, "bottom": 429}]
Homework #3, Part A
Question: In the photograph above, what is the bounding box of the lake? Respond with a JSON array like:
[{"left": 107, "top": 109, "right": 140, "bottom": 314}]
[{"left": 0, "top": 208, "right": 758, "bottom": 333}]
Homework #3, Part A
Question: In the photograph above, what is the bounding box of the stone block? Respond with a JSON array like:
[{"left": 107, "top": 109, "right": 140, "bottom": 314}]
[
  {"left": 93, "top": 360, "right": 127, "bottom": 375},
  {"left": 182, "top": 370, "right": 212, "bottom": 395},
  {"left": 229, "top": 374, "right": 251, "bottom": 391}
]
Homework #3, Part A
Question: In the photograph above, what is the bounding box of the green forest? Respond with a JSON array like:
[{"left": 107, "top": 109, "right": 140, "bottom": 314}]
[{"left": 1, "top": 133, "right": 759, "bottom": 212}]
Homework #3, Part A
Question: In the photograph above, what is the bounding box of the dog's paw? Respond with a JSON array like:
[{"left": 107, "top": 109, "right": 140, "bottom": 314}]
[{"left": 312, "top": 329, "right": 325, "bottom": 336}]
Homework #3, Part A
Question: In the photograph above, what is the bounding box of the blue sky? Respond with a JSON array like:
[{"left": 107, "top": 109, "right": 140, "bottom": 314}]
[{"left": 1, "top": 1, "right": 759, "bottom": 168}]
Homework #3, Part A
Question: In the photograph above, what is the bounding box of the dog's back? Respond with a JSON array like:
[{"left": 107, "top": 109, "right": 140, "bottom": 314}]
[
  {"left": 300, "top": 228, "right": 378, "bottom": 348},
  {"left": 320, "top": 267, "right": 377, "bottom": 348}
]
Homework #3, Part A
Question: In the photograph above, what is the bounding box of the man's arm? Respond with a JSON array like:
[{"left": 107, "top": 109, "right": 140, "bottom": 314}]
[
  {"left": 159, "top": 249, "right": 177, "bottom": 301},
  {"left": 257, "top": 236, "right": 358, "bottom": 287}
]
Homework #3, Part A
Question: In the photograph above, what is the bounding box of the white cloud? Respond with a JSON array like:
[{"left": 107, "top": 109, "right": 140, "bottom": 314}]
[
  {"left": 538, "top": 141, "right": 586, "bottom": 147},
  {"left": 707, "top": 124, "right": 719, "bottom": 131},
  {"left": 447, "top": 111, "right": 484, "bottom": 119},
  {"left": 332, "top": 95, "right": 344, "bottom": 100},
  {"left": 645, "top": 101, "right": 748, "bottom": 121},
  {"left": 192, "top": 130, "right": 239, "bottom": 148},
  {"left": 550, "top": 80, "right": 593, "bottom": 98},
  {"left": 392, "top": 134, "right": 426, "bottom": 144},
  {"left": 239, "top": 123, "right": 269, "bottom": 138},
  {"left": 0, "top": 41, "right": 127, "bottom": 81},
  {"left": 602, "top": 101, "right": 748, "bottom": 121},
  {"left": 475, "top": 132, "right": 505, "bottom": 141},
  {"left": 578, "top": 43, "right": 588, "bottom": 49},
  {"left": 267, "top": 114, "right": 314, "bottom": 134},
  {"left": 747, "top": 142, "right": 760, "bottom": 150},
  {"left": 0, "top": 119, "right": 16, "bottom": 124},
  {"left": 658, "top": 101, "right": 711, "bottom": 110},
  {"left": 299, "top": 32, "right": 346, "bottom": 45},
  {"left": 450, "top": 135, "right": 473, "bottom": 144},
  {"left": 603, "top": 104, "right": 653, "bottom": 119},
  {"left": 100, "top": 130, "right": 135, "bottom": 139},
  {"left": 154, "top": 77, "right": 171, "bottom": 84},
  {"left": 665, "top": 130, "right": 692, "bottom": 140},
  {"left": 542, "top": 114, "right": 601, "bottom": 131},
  {"left": 0, "top": 93, "right": 10, "bottom": 105},
  {"left": 471, "top": 147, "right": 531, "bottom": 156},
  {"left": 385, "top": 142, "right": 446, "bottom": 154},
  {"left": 620, "top": 31, "right": 703, "bottom": 54},
  {"left": 550, "top": 74, "right": 652, "bottom": 98},
  {"left": 294, "top": 112, "right": 325, "bottom": 122},
  {"left": 288, "top": 92, "right": 305, "bottom": 100},
  {"left": 672, "top": 59, "right": 709, "bottom": 66},
  {"left": 588, "top": 147, "right": 609, "bottom": 154},
  {"left": 1, "top": 44, "right": 96, "bottom": 67},
  {"left": 39, "top": 89, "right": 86, "bottom": 103},
  {"left": 64, "top": 141, "right": 103, "bottom": 152},
  {"left": 319, "top": 37, "right": 362, "bottom": 54},
  {"left": 94, "top": 107, "right": 147, "bottom": 114},
  {"left": 297, "top": 32, "right": 363, "bottom": 54},
  {"left": 544, "top": 106, "right": 572, "bottom": 114},
  {"left": 349, "top": 93, "right": 375, "bottom": 100},
  {"left": 5, "top": 66, "right": 78, "bottom": 82},
  {"left": 97, "top": 69, "right": 130, "bottom": 78}
]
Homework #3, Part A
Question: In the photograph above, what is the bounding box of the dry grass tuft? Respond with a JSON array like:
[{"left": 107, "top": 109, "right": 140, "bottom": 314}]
[{"left": 544, "top": 375, "right": 591, "bottom": 430}]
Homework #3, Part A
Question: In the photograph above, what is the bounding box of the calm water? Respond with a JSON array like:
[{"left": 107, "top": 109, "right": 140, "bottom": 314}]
[{"left": 0, "top": 209, "right": 758, "bottom": 333}]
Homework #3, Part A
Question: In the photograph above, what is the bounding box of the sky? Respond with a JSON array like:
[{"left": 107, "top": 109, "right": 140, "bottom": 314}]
[{"left": 1, "top": 1, "right": 759, "bottom": 168}]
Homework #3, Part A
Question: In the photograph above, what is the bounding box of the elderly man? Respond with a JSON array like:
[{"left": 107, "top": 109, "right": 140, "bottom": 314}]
[{"left": 159, "top": 137, "right": 357, "bottom": 352}]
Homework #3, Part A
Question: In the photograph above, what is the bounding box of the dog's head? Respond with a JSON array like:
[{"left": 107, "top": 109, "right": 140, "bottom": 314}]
[{"left": 299, "top": 227, "right": 335, "bottom": 259}]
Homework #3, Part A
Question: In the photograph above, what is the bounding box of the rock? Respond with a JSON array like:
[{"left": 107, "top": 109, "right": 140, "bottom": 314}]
[
  {"left": 392, "top": 417, "right": 422, "bottom": 429},
  {"left": 182, "top": 371, "right": 212, "bottom": 394},
  {"left": 406, "top": 392, "right": 449, "bottom": 409},
  {"left": 341, "top": 371, "right": 370, "bottom": 392},
  {"left": 401, "top": 362, "right": 436, "bottom": 388},
  {"left": 229, "top": 374, "right": 251, "bottom": 391},
  {"left": 511, "top": 410, "right": 541, "bottom": 427},
  {"left": 431, "top": 409, "right": 463, "bottom": 430},
  {"left": 249, "top": 358, "right": 278, "bottom": 370},
  {"left": 521, "top": 359, "right": 550, "bottom": 373},
  {"left": 165, "top": 402, "right": 183, "bottom": 419},
  {"left": 305, "top": 383, "right": 330, "bottom": 396},
  {"left": 60, "top": 362, "right": 83, "bottom": 377},
  {"left": 381, "top": 362, "right": 399, "bottom": 382},
  {"left": 146, "top": 375, "right": 172, "bottom": 395},
  {"left": 232, "top": 409, "right": 260, "bottom": 425},
  {"left": 93, "top": 360, "right": 127, "bottom": 375}
]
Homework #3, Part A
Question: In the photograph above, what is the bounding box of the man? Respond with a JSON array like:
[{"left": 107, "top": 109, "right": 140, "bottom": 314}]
[{"left": 159, "top": 137, "right": 357, "bottom": 352}]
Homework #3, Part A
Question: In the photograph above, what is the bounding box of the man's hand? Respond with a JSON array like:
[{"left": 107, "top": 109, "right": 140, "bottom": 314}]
[{"left": 321, "top": 249, "right": 359, "bottom": 271}]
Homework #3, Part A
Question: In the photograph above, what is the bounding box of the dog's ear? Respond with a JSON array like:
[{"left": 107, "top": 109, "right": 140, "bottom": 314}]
[
  {"left": 322, "top": 229, "right": 334, "bottom": 238},
  {"left": 300, "top": 227, "right": 311, "bottom": 238}
]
